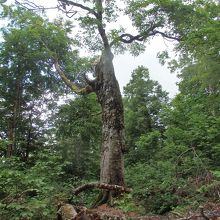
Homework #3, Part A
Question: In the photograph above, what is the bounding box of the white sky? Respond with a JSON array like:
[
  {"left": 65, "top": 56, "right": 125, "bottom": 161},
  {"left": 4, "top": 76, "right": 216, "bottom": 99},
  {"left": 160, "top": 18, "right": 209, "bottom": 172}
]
[
  {"left": 2, "top": 0, "right": 179, "bottom": 98},
  {"left": 114, "top": 39, "right": 179, "bottom": 97}
]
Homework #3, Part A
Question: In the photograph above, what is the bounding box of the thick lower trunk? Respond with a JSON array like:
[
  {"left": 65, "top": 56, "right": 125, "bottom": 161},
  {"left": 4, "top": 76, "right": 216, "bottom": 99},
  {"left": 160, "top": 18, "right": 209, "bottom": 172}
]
[
  {"left": 94, "top": 50, "right": 125, "bottom": 188},
  {"left": 100, "top": 109, "right": 125, "bottom": 186}
]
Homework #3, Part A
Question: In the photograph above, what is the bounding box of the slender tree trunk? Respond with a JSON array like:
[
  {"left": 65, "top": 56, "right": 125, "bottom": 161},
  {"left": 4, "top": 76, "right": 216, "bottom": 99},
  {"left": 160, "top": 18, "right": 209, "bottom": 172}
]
[
  {"left": 24, "top": 114, "right": 32, "bottom": 161},
  {"left": 93, "top": 49, "right": 125, "bottom": 205},
  {"left": 6, "top": 76, "right": 22, "bottom": 157},
  {"left": 6, "top": 122, "right": 14, "bottom": 157}
]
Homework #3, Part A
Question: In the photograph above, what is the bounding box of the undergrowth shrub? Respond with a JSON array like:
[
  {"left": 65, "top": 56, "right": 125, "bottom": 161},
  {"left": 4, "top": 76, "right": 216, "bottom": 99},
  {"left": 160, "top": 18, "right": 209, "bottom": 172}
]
[
  {"left": 0, "top": 148, "right": 80, "bottom": 219},
  {"left": 125, "top": 159, "right": 220, "bottom": 215}
]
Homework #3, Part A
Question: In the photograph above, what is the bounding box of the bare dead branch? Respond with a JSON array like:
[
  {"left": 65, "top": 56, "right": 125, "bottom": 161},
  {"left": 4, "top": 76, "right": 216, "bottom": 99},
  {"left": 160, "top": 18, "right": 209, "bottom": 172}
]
[
  {"left": 15, "top": 0, "right": 58, "bottom": 11},
  {"left": 1, "top": 189, "right": 38, "bottom": 209},
  {"left": 73, "top": 182, "right": 132, "bottom": 195},
  {"left": 16, "top": 0, "right": 98, "bottom": 19},
  {"left": 57, "top": 2, "right": 77, "bottom": 18},
  {"left": 58, "top": 0, "right": 98, "bottom": 18}
]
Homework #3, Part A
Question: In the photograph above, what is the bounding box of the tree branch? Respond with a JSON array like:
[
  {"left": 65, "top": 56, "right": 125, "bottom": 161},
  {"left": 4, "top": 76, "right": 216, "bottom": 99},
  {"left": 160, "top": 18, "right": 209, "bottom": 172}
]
[
  {"left": 54, "top": 59, "right": 93, "bottom": 95},
  {"left": 73, "top": 182, "right": 132, "bottom": 195},
  {"left": 95, "top": 0, "right": 110, "bottom": 49},
  {"left": 115, "top": 33, "right": 145, "bottom": 44},
  {"left": 58, "top": 0, "right": 98, "bottom": 18},
  {"left": 110, "top": 28, "right": 181, "bottom": 46},
  {"left": 57, "top": 2, "right": 77, "bottom": 18},
  {"left": 58, "top": 0, "right": 110, "bottom": 49},
  {"left": 38, "top": 38, "right": 93, "bottom": 95},
  {"left": 16, "top": 0, "right": 99, "bottom": 18},
  {"left": 15, "top": 0, "right": 58, "bottom": 11},
  {"left": 153, "top": 30, "right": 181, "bottom": 41},
  {"left": 59, "top": 0, "right": 110, "bottom": 49},
  {"left": 117, "top": 31, "right": 180, "bottom": 44}
]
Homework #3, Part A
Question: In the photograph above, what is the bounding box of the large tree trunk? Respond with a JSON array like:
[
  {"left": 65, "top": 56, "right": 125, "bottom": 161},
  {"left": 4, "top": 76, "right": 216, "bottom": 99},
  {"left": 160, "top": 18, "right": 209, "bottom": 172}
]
[
  {"left": 54, "top": 46, "right": 126, "bottom": 206},
  {"left": 92, "top": 49, "right": 125, "bottom": 205}
]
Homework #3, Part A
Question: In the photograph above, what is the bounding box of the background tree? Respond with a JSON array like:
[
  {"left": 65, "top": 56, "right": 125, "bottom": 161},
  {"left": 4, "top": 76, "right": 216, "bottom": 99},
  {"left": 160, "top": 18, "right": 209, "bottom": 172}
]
[
  {"left": 0, "top": 8, "right": 52, "bottom": 158},
  {"left": 163, "top": 62, "right": 220, "bottom": 169},
  {"left": 151, "top": 0, "right": 220, "bottom": 171},
  {"left": 124, "top": 62, "right": 220, "bottom": 214},
  {"left": 0, "top": 6, "right": 84, "bottom": 159},
  {"left": 123, "top": 66, "right": 168, "bottom": 163},
  {"left": 124, "top": 1, "right": 220, "bottom": 213},
  {"left": 0, "top": 7, "right": 85, "bottom": 218},
  {"left": 55, "top": 94, "right": 101, "bottom": 179}
]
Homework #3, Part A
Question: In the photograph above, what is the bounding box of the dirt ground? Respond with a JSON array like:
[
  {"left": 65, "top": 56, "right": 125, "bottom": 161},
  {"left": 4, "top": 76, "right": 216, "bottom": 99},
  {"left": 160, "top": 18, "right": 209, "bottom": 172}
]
[{"left": 58, "top": 202, "right": 220, "bottom": 220}]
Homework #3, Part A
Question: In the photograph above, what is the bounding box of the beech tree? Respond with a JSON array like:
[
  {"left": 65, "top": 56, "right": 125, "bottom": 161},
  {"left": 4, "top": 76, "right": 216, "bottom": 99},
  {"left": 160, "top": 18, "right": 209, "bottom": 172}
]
[{"left": 12, "top": 0, "right": 218, "bottom": 205}]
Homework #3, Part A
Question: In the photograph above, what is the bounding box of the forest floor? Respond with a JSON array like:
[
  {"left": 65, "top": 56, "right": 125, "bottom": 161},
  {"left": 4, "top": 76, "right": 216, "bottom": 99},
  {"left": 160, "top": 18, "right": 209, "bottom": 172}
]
[{"left": 59, "top": 203, "right": 220, "bottom": 220}]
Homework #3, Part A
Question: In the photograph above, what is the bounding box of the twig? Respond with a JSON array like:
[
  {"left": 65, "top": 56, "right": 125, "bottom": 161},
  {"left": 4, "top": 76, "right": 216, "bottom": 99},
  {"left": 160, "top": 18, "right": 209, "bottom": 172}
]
[
  {"left": 15, "top": 0, "right": 58, "bottom": 11},
  {"left": 58, "top": 0, "right": 98, "bottom": 18}
]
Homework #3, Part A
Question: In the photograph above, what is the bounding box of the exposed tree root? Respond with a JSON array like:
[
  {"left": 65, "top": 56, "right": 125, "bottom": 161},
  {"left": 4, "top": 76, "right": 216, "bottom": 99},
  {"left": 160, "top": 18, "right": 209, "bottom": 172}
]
[
  {"left": 73, "top": 182, "right": 132, "bottom": 196},
  {"left": 73, "top": 182, "right": 132, "bottom": 208},
  {"left": 92, "top": 190, "right": 113, "bottom": 208}
]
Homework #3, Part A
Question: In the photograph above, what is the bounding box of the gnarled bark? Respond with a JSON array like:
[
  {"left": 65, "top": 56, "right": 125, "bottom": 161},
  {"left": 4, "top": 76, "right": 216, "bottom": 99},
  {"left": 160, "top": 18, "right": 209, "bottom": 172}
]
[
  {"left": 53, "top": 48, "right": 126, "bottom": 207},
  {"left": 51, "top": 0, "right": 126, "bottom": 207},
  {"left": 96, "top": 49, "right": 125, "bottom": 186},
  {"left": 91, "top": 49, "right": 125, "bottom": 206}
]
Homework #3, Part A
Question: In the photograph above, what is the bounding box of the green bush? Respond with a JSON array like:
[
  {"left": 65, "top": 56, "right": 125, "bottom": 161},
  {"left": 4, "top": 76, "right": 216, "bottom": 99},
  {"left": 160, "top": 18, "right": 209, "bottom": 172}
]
[
  {"left": 0, "top": 149, "right": 80, "bottom": 219},
  {"left": 125, "top": 157, "right": 219, "bottom": 214}
]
